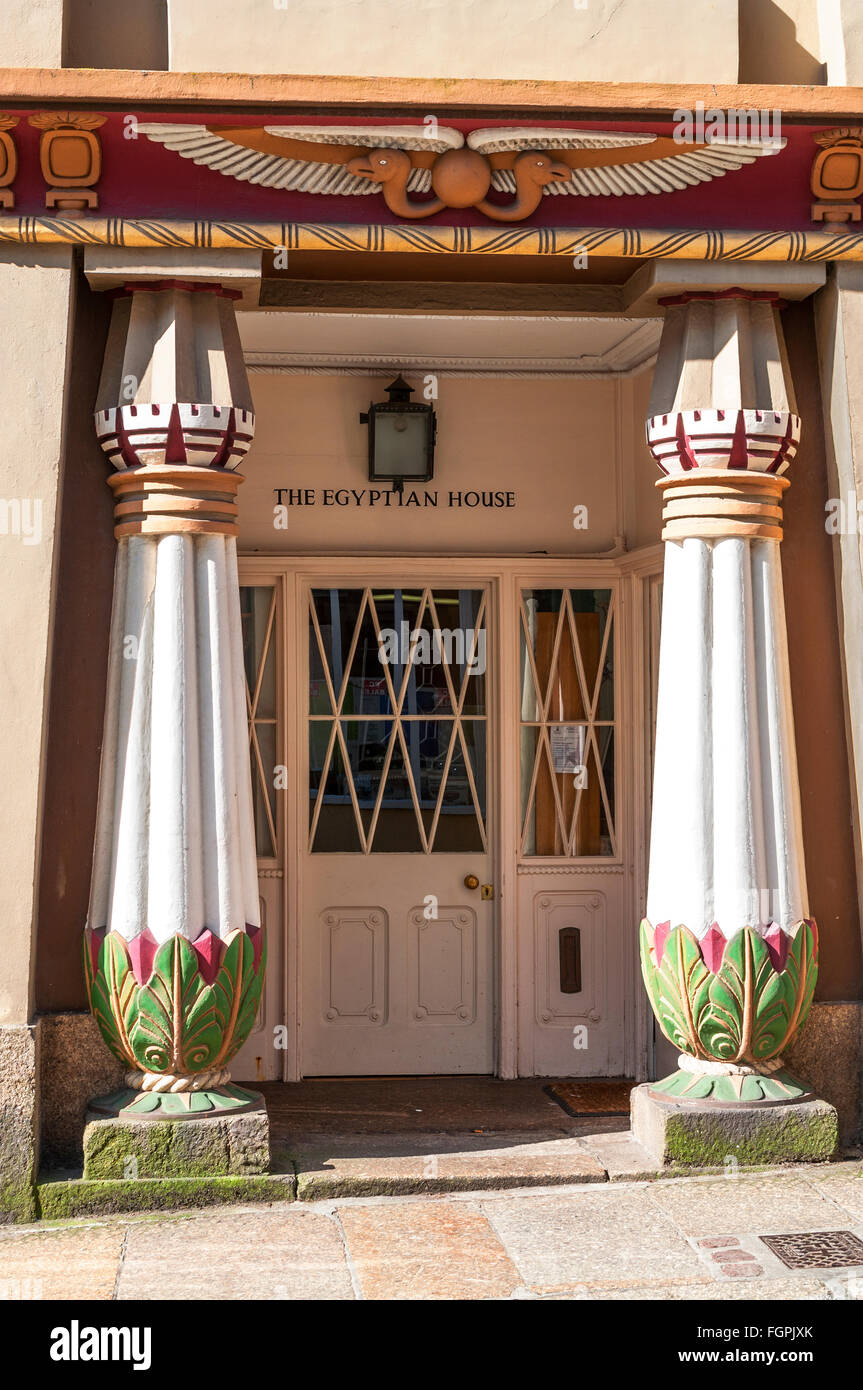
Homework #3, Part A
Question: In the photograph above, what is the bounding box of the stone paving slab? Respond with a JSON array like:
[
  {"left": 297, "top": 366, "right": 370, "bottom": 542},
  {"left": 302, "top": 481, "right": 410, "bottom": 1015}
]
[
  {"left": 0, "top": 1225, "right": 124, "bottom": 1299},
  {"left": 115, "top": 1208, "right": 354, "bottom": 1300},
  {"left": 579, "top": 1130, "right": 659, "bottom": 1180},
  {"left": 801, "top": 1174, "right": 863, "bottom": 1222},
  {"left": 293, "top": 1131, "right": 606, "bottom": 1199},
  {"left": 338, "top": 1199, "right": 520, "bottom": 1300},
  {"left": 545, "top": 1277, "right": 831, "bottom": 1300},
  {"left": 647, "top": 1174, "right": 854, "bottom": 1236},
  {"left": 4, "top": 1168, "right": 863, "bottom": 1301},
  {"left": 478, "top": 1187, "right": 706, "bottom": 1289}
]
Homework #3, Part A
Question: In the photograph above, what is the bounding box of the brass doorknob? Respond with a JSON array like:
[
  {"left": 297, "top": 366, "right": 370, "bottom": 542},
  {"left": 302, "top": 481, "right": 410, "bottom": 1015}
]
[{"left": 464, "top": 874, "right": 480, "bottom": 890}]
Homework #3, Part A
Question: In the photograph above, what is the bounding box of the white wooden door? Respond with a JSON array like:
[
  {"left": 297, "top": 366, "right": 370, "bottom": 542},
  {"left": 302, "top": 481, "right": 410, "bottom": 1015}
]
[{"left": 301, "top": 581, "right": 495, "bottom": 1075}]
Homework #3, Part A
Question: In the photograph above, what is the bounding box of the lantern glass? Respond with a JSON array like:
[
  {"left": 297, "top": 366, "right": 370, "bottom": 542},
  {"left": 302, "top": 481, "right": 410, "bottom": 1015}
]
[{"left": 370, "top": 409, "right": 432, "bottom": 480}]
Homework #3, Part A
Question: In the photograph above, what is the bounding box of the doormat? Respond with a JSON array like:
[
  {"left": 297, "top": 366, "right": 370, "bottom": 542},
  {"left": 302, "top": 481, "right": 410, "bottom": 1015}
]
[{"left": 545, "top": 1080, "right": 634, "bottom": 1118}]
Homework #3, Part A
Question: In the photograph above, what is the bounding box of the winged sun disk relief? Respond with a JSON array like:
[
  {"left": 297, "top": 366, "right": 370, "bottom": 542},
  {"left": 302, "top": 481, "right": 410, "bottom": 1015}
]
[{"left": 137, "top": 123, "right": 786, "bottom": 222}]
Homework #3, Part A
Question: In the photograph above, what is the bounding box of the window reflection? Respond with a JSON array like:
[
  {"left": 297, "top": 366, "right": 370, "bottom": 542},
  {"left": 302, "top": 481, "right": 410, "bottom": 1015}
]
[
  {"left": 309, "top": 587, "right": 487, "bottom": 854},
  {"left": 520, "top": 588, "right": 615, "bottom": 858}
]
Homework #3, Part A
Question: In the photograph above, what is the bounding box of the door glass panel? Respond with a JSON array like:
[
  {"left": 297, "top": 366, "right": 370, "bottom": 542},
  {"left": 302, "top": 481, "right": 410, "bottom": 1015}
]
[
  {"left": 369, "top": 735, "right": 425, "bottom": 853},
  {"left": 309, "top": 586, "right": 488, "bottom": 853},
  {"left": 310, "top": 729, "right": 364, "bottom": 854},
  {"left": 428, "top": 725, "right": 485, "bottom": 853},
  {"left": 520, "top": 587, "right": 616, "bottom": 858},
  {"left": 240, "top": 585, "right": 277, "bottom": 858}
]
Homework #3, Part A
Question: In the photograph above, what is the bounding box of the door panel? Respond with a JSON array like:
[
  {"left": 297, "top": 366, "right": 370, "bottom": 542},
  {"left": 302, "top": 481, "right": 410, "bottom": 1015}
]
[
  {"left": 302, "top": 583, "right": 494, "bottom": 1075},
  {"left": 232, "top": 584, "right": 284, "bottom": 1082},
  {"left": 516, "top": 584, "right": 625, "bottom": 1076}
]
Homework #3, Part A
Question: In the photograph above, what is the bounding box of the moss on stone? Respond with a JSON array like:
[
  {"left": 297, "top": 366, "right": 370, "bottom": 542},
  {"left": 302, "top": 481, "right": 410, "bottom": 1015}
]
[
  {"left": 664, "top": 1107, "right": 839, "bottom": 1166},
  {"left": 84, "top": 1122, "right": 174, "bottom": 1179},
  {"left": 37, "top": 1172, "right": 296, "bottom": 1220},
  {"left": 0, "top": 1179, "right": 37, "bottom": 1224},
  {"left": 82, "top": 1108, "right": 269, "bottom": 1180}
]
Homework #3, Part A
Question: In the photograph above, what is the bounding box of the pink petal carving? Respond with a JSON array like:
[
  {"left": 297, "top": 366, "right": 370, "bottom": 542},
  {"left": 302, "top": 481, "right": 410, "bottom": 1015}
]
[
  {"left": 86, "top": 925, "right": 105, "bottom": 978},
  {"left": 127, "top": 928, "right": 158, "bottom": 986},
  {"left": 701, "top": 923, "right": 727, "bottom": 974},
  {"left": 247, "top": 922, "right": 264, "bottom": 975},
  {"left": 763, "top": 923, "right": 789, "bottom": 973},
  {"left": 653, "top": 920, "right": 672, "bottom": 965},
  {"left": 190, "top": 928, "right": 223, "bottom": 985}
]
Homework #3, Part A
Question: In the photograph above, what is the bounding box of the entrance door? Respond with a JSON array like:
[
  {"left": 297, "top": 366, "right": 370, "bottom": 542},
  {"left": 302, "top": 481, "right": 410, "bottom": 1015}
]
[{"left": 301, "top": 582, "right": 495, "bottom": 1074}]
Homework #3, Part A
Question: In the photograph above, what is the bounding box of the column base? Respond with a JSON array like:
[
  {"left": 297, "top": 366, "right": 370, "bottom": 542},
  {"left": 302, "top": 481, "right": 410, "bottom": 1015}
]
[
  {"left": 631, "top": 1082, "right": 838, "bottom": 1167},
  {"left": 83, "top": 1094, "right": 270, "bottom": 1179},
  {"left": 87, "top": 1082, "right": 262, "bottom": 1121},
  {"left": 649, "top": 1063, "right": 813, "bottom": 1106}
]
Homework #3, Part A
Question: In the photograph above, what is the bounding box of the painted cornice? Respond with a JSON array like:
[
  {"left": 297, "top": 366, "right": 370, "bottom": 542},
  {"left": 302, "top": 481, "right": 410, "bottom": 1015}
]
[{"left": 0, "top": 69, "right": 861, "bottom": 119}]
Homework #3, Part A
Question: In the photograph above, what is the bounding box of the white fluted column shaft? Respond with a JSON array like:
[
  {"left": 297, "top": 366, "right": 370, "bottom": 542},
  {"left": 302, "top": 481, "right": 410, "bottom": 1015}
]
[
  {"left": 646, "top": 534, "right": 808, "bottom": 938},
  {"left": 88, "top": 532, "right": 259, "bottom": 944}
]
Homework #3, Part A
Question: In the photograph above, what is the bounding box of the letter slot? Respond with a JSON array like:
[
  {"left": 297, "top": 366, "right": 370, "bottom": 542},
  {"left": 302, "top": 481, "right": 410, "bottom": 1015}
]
[{"left": 558, "top": 926, "right": 582, "bottom": 994}]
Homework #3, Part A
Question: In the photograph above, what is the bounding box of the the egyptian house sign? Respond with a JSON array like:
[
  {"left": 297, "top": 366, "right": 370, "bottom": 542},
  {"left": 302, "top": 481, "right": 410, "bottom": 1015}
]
[{"left": 138, "top": 122, "right": 784, "bottom": 222}]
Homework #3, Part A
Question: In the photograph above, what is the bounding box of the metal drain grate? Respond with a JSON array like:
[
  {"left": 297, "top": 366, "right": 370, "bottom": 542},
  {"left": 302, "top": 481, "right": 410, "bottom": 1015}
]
[{"left": 760, "top": 1231, "right": 863, "bottom": 1270}]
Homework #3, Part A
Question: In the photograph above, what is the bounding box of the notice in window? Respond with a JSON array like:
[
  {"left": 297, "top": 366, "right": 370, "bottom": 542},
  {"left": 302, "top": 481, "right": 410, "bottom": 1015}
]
[{"left": 549, "top": 725, "right": 586, "bottom": 775}]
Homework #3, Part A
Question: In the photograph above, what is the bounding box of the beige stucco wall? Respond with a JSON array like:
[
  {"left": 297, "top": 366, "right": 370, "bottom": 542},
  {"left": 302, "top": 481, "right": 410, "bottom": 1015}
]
[
  {"left": 166, "top": 0, "right": 740, "bottom": 82},
  {"left": 624, "top": 370, "right": 664, "bottom": 551},
  {"left": 16, "top": 0, "right": 863, "bottom": 84},
  {"left": 739, "top": 0, "right": 824, "bottom": 83},
  {"left": 0, "top": 0, "right": 64, "bottom": 66},
  {"left": 238, "top": 370, "right": 661, "bottom": 556},
  {"left": 0, "top": 249, "right": 74, "bottom": 1026},
  {"left": 818, "top": 0, "right": 863, "bottom": 81},
  {"left": 3, "top": 0, "right": 861, "bottom": 84}
]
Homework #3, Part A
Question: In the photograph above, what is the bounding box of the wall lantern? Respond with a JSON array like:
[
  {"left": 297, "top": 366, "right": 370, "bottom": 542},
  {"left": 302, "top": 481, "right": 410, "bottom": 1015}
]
[{"left": 360, "top": 374, "right": 436, "bottom": 488}]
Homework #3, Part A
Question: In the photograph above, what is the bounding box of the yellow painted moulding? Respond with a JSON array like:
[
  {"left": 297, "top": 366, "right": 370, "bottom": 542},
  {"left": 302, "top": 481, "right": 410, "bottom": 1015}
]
[{"left": 1, "top": 218, "right": 863, "bottom": 260}]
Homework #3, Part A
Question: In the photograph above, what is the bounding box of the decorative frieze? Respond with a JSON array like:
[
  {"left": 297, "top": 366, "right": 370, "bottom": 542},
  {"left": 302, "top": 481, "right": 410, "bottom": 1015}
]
[
  {"left": 0, "top": 108, "right": 851, "bottom": 246},
  {"left": 136, "top": 122, "right": 784, "bottom": 223},
  {"left": 0, "top": 115, "right": 18, "bottom": 209},
  {"left": 811, "top": 128, "right": 863, "bottom": 224},
  {"left": 27, "top": 111, "right": 106, "bottom": 210}
]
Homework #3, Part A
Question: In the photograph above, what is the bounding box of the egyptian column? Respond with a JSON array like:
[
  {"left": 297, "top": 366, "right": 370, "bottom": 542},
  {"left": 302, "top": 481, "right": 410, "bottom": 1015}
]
[
  {"left": 83, "top": 275, "right": 266, "bottom": 1120},
  {"left": 635, "top": 288, "right": 834, "bottom": 1159}
]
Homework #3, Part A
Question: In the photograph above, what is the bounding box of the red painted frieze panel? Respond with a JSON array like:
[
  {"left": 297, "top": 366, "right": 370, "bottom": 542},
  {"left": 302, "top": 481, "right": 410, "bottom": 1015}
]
[{"left": 0, "top": 111, "right": 849, "bottom": 229}]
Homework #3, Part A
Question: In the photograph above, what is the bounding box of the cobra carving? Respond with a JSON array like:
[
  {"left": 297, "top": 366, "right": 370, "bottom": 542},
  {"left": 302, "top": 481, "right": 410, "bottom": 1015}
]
[{"left": 138, "top": 122, "right": 786, "bottom": 223}]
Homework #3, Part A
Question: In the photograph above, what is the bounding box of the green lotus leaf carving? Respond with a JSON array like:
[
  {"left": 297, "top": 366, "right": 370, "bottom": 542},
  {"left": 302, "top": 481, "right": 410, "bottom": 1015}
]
[
  {"left": 83, "top": 927, "right": 266, "bottom": 1077},
  {"left": 639, "top": 918, "right": 818, "bottom": 1066}
]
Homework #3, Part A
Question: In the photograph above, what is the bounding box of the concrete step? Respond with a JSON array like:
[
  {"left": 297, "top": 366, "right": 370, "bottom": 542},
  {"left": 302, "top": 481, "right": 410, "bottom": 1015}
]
[{"left": 285, "top": 1130, "right": 658, "bottom": 1199}]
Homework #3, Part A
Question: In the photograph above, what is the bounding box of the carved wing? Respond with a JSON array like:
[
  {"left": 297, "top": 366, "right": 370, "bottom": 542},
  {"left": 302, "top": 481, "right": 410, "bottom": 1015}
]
[
  {"left": 137, "top": 123, "right": 464, "bottom": 195},
  {"left": 468, "top": 128, "right": 656, "bottom": 154},
  {"left": 468, "top": 127, "right": 785, "bottom": 197}
]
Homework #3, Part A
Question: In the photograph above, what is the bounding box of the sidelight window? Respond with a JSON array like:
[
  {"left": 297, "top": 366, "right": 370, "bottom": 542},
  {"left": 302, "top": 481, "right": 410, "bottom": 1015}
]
[{"left": 519, "top": 587, "right": 616, "bottom": 858}]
